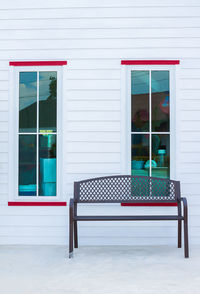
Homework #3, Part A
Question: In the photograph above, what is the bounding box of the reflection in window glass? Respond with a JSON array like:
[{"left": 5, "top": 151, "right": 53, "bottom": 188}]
[
  {"left": 39, "top": 72, "right": 57, "bottom": 132},
  {"left": 131, "top": 134, "right": 149, "bottom": 176},
  {"left": 152, "top": 134, "right": 170, "bottom": 178},
  {"left": 131, "top": 71, "right": 149, "bottom": 132},
  {"left": 130, "top": 70, "right": 171, "bottom": 179},
  {"left": 39, "top": 134, "right": 56, "bottom": 196},
  {"left": 19, "top": 72, "right": 37, "bottom": 133},
  {"left": 151, "top": 71, "right": 170, "bottom": 132},
  {"left": 19, "top": 135, "right": 36, "bottom": 196},
  {"left": 18, "top": 70, "right": 58, "bottom": 197}
]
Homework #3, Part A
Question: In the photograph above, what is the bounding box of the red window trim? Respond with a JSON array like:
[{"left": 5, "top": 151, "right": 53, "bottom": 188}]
[
  {"left": 121, "top": 60, "right": 180, "bottom": 65},
  {"left": 9, "top": 61, "right": 67, "bottom": 66},
  {"left": 8, "top": 202, "right": 67, "bottom": 206},
  {"left": 121, "top": 203, "right": 178, "bottom": 207}
]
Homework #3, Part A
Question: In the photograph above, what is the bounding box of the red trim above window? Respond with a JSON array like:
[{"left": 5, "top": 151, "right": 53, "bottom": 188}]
[
  {"left": 8, "top": 202, "right": 67, "bottom": 206},
  {"left": 121, "top": 60, "right": 180, "bottom": 65},
  {"left": 121, "top": 203, "right": 178, "bottom": 207},
  {"left": 9, "top": 61, "right": 67, "bottom": 66}
]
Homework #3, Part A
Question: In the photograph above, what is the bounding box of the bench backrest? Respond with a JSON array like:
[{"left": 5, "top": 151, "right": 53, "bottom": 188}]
[{"left": 74, "top": 175, "right": 180, "bottom": 203}]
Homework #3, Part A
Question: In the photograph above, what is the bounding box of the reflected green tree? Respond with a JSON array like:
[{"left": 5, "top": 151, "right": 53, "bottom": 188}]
[{"left": 47, "top": 76, "right": 57, "bottom": 100}]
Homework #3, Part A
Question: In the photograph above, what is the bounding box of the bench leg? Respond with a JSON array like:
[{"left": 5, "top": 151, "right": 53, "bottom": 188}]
[
  {"left": 74, "top": 221, "right": 78, "bottom": 248},
  {"left": 181, "top": 197, "right": 189, "bottom": 258},
  {"left": 69, "top": 200, "right": 74, "bottom": 258},
  {"left": 178, "top": 220, "right": 182, "bottom": 248},
  {"left": 178, "top": 203, "right": 182, "bottom": 248},
  {"left": 184, "top": 217, "right": 189, "bottom": 258}
]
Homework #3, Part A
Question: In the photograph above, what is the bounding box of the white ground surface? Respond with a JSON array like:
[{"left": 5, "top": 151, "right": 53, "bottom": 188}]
[{"left": 0, "top": 245, "right": 200, "bottom": 294}]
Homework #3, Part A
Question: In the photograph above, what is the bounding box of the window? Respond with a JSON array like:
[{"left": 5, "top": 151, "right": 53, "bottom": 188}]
[
  {"left": 19, "top": 71, "right": 57, "bottom": 196},
  {"left": 121, "top": 61, "right": 178, "bottom": 179},
  {"left": 131, "top": 70, "right": 170, "bottom": 178},
  {"left": 9, "top": 63, "right": 64, "bottom": 200}
]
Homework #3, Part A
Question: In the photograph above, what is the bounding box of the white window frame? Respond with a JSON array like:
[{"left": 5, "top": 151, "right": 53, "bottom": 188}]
[
  {"left": 9, "top": 66, "right": 64, "bottom": 201},
  {"left": 121, "top": 65, "right": 178, "bottom": 180}
]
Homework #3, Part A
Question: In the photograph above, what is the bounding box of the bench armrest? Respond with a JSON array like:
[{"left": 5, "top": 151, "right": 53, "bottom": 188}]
[
  {"left": 69, "top": 198, "right": 74, "bottom": 208},
  {"left": 69, "top": 198, "right": 74, "bottom": 220},
  {"left": 181, "top": 197, "right": 188, "bottom": 218}
]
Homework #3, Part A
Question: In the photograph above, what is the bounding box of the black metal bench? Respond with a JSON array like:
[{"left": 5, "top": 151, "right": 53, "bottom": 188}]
[{"left": 69, "top": 175, "right": 189, "bottom": 258}]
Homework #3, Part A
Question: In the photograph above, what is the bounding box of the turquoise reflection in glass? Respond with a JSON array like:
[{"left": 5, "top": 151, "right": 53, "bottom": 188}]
[
  {"left": 39, "top": 134, "right": 56, "bottom": 196},
  {"left": 19, "top": 72, "right": 37, "bottom": 133},
  {"left": 19, "top": 135, "right": 36, "bottom": 196},
  {"left": 151, "top": 71, "right": 169, "bottom": 132},
  {"left": 39, "top": 72, "right": 57, "bottom": 132},
  {"left": 152, "top": 134, "right": 170, "bottom": 178},
  {"left": 131, "top": 134, "right": 149, "bottom": 176},
  {"left": 131, "top": 71, "right": 149, "bottom": 132}
]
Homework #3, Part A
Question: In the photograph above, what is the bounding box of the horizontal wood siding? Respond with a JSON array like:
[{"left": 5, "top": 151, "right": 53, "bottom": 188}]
[{"left": 0, "top": 0, "right": 200, "bottom": 245}]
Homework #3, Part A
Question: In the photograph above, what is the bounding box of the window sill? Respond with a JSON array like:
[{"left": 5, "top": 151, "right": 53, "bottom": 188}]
[{"left": 8, "top": 202, "right": 67, "bottom": 206}]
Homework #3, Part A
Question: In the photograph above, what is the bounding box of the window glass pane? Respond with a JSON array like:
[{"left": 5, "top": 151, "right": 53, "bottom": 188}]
[
  {"left": 19, "top": 135, "right": 36, "bottom": 196},
  {"left": 131, "top": 134, "right": 149, "bottom": 176},
  {"left": 152, "top": 134, "right": 170, "bottom": 178},
  {"left": 39, "top": 134, "right": 56, "bottom": 196},
  {"left": 39, "top": 72, "right": 57, "bottom": 132},
  {"left": 151, "top": 71, "right": 170, "bottom": 132},
  {"left": 131, "top": 71, "right": 149, "bottom": 132},
  {"left": 19, "top": 72, "right": 37, "bottom": 133}
]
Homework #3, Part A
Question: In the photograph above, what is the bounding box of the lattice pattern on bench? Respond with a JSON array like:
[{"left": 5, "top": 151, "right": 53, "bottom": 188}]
[{"left": 75, "top": 176, "right": 178, "bottom": 203}]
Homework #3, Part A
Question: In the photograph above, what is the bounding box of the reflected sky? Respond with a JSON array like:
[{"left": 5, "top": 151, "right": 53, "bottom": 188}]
[
  {"left": 131, "top": 71, "right": 169, "bottom": 95},
  {"left": 19, "top": 72, "right": 57, "bottom": 111},
  {"left": 19, "top": 72, "right": 37, "bottom": 111}
]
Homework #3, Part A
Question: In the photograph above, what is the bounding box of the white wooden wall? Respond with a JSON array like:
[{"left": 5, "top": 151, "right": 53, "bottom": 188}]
[{"left": 0, "top": 0, "right": 200, "bottom": 245}]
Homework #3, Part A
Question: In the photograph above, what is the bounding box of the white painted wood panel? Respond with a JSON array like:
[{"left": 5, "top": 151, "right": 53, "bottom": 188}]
[
  {"left": 0, "top": 122, "right": 8, "bottom": 132},
  {"left": 67, "top": 142, "right": 120, "bottom": 153},
  {"left": 67, "top": 163, "right": 121, "bottom": 174},
  {"left": 0, "top": 71, "right": 8, "bottom": 80},
  {"left": 0, "top": 153, "right": 8, "bottom": 163},
  {"left": 67, "top": 69, "right": 120, "bottom": 80},
  {"left": 67, "top": 111, "right": 120, "bottom": 121},
  {"left": 0, "top": 18, "right": 200, "bottom": 30},
  {"left": 181, "top": 142, "right": 200, "bottom": 152},
  {"left": 1, "top": 0, "right": 200, "bottom": 9},
  {"left": 2, "top": 39, "right": 200, "bottom": 50},
  {"left": 67, "top": 153, "right": 120, "bottom": 163},
  {"left": 181, "top": 100, "right": 200, "bottom": 110},
  {"left": 1, "top": 7, "right": 200, "bottom": 19},
  {"left": 0, "top": 101, "right": 8, "bottom": 111},
  {"left": 0, "top": 163, "right": 8, "bottom": 173},
  {"left": 66, "top": 79, "right": 120, "bottom": 90},
  {"left": 0, "top": 174, "right": 7, "bottom": 183},
  {"left": 0, "top": 91, "right": 8, "bottom": 101},
  {"left": 2, "top": 48, "right": 200, "bottom": 60},
  {"left": 180, "top": 89, "right": 200, "bottom": 100},
  {"left": 0, "top": 133, "right": 8, "bottom": 142},
  {"left": 66, "top": 131, "right": 120, "bottom": 142},
  {"left": 68, "top": 90, "right": 120, "bottom": 100},
  {"left": 69, "top": 59, "right": 120, "bottom": 69},
  {"left": 180, "top": 121, "right": 200, "bottom": 131},
  {"left": 67, "top": 121, "right": 120, "bottom": 132},
  {"left": 1, "top": 28, "right": 200, "bottom": 40},
  {"left": 0, "top": 112, "right": 8, "bottom": 122},
  {"left": 0, "top": 0, "right": 199, "bottom": 246},
  {"left": 68, "top": 100, "right": 120, "bottom": 111},
  {"left": 0, "top": 143, "right": 8, "bottom": 152}
]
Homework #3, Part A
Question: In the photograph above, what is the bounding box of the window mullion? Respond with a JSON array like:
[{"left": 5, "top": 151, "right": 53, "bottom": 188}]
[{"left": 36, "top": 71, "right": 39, "bottom": 197}]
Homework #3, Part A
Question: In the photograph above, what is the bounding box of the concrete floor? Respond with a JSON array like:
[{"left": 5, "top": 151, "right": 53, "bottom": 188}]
[{"left": 0, "top": 245, "right": 199, "bottom": 294}]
